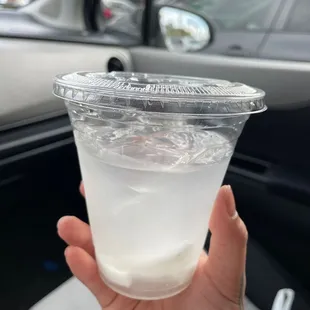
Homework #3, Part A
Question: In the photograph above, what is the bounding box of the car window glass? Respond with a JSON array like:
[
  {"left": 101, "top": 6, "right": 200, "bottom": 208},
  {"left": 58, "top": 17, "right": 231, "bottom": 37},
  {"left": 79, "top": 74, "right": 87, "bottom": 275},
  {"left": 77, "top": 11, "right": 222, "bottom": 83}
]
[
  {"left": 165, "top": 0, "right": 280, "bottom": 31},
  {"left": 100, "top": 0, "right": 144, "bottom": 40},
  {"left": 284, "top": 0, "right": 310, "bottom": 32}
]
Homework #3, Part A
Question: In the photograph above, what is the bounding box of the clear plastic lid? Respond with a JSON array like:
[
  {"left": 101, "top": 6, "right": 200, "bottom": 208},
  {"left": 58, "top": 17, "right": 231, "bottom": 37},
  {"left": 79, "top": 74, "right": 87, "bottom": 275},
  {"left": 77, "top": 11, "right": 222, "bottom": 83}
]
[{"left": 53, "top": 71, "right": 266, "bottom": 116}]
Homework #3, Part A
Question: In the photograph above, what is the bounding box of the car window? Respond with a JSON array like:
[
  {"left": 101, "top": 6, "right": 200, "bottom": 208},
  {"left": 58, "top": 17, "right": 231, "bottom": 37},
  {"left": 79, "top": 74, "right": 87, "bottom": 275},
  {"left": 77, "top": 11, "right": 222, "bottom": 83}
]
[
  {"left": 284, "top": 0, "right": 310, "bottom": 33},
  {"left": 169, "top": 0, "right": 281, "bottom": 31}
]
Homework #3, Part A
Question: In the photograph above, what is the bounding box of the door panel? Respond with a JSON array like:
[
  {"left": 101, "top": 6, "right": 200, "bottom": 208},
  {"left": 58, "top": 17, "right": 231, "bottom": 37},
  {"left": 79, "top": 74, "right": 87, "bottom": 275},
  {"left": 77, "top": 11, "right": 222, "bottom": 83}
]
[{"left": 0, "top": 39, "right": 132, "bottom": 130}]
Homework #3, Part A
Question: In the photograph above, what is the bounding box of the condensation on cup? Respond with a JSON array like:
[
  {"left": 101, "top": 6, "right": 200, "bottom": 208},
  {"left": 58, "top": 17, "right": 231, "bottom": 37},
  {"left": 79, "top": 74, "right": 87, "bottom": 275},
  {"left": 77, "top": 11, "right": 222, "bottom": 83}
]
[{"left": 53, "top": 72, "right": 266, "bottom": 300}]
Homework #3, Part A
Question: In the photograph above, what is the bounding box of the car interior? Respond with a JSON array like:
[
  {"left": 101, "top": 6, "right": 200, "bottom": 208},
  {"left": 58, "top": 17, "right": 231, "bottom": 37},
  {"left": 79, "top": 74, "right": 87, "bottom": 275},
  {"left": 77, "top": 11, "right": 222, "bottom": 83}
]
[{"left": 1, "top": 0, "right": 310, "bottom": 309}]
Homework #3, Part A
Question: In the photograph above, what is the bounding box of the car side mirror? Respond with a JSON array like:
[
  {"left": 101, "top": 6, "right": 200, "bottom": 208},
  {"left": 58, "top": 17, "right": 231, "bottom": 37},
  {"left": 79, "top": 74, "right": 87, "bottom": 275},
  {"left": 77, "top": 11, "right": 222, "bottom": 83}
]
[{"left": 158, "top": 6, "right": 213, "bottom": 53}]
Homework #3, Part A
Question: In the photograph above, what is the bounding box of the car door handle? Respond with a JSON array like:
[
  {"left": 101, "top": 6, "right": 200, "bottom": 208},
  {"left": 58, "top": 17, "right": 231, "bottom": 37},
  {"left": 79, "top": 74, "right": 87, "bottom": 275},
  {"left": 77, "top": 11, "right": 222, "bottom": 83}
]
[
  {"left": 225, "top": 45, "right": 251, "bottom": 57},
  {"left": 228, "top": 44, "right": 243, "bottom": 50}
]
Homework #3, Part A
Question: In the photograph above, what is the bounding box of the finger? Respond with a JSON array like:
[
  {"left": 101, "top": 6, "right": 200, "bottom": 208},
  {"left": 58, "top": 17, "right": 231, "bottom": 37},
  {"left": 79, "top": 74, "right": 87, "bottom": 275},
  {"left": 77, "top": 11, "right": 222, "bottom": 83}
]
[
  {"left": 207, "top": 185, "right": 248, "bottom": 305},
  {"left": 65, "top": 246, "right": 118, "bottom": 308},
  {"left": 58, "top": 216, "right": 95, "bottom": 258},
  {"left": 80, "top": 182, "right": 85, "bottom": 197}
]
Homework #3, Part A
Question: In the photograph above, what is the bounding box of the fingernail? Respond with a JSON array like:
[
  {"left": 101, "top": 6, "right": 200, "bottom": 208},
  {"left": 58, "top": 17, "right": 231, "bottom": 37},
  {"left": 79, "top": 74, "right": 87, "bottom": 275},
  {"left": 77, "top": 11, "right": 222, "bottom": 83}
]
[
  {"left": 64, "top": 246, "right": 70, "bottom": 259},
  {"left": 57, "top": 216, "right": 72, "bottom": 230},
  {"left": 79, "top": 182, "right": 85, "bottom": 196},
  {"left": 223, "top": 185, "right": 236, "bottom": 218},
  {"left": 57, "top": 217, "right": 64, "bottom": 230}
]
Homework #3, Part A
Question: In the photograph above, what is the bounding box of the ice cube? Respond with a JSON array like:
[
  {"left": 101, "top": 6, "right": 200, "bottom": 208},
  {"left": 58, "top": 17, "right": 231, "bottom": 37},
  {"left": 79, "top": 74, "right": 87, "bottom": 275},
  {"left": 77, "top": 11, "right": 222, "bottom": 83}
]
[{"left": 97, "top": 259, "right": 132, "bottom": 288}]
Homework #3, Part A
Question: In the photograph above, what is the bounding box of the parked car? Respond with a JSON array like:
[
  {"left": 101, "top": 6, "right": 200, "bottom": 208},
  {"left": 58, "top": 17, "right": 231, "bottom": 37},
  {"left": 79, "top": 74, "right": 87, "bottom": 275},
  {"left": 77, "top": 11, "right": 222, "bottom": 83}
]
[
  {"left": 187, "top": 0, "right": 310, "bottom": 62},
  {"left": 1, "top": 0, "right": 310, "bottom": 309}
]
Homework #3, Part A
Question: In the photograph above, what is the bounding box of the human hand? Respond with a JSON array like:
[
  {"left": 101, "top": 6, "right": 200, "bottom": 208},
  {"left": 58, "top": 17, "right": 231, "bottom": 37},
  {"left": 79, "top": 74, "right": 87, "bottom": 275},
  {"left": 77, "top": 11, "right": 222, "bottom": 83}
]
[{"left": 57, "top": 184, "right": 247, "bottom": 310}]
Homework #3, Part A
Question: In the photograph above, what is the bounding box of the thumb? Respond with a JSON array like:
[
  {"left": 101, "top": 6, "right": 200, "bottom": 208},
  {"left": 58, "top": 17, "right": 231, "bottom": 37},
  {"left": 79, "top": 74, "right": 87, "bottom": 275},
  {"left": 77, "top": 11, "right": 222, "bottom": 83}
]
[{"left": 206, "top": 185, "right": 248, "bottom": 306}]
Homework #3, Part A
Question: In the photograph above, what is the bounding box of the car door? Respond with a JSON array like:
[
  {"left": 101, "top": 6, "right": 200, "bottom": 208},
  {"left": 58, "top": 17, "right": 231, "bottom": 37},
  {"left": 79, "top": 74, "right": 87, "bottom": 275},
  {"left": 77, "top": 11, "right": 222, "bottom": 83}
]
[
  {"left": 1, "top": 0, "right": 310, "bottom": 309},
  {"left": 259, "top": 0, "right": 310, "bottom": 61}
]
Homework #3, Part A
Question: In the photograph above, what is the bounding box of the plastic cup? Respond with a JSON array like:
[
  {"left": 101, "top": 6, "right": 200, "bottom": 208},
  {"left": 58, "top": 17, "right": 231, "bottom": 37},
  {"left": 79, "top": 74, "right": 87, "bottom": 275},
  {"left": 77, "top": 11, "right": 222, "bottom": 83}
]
[{"left": 53, "top": 72, "right": 266, "bottom": 300}]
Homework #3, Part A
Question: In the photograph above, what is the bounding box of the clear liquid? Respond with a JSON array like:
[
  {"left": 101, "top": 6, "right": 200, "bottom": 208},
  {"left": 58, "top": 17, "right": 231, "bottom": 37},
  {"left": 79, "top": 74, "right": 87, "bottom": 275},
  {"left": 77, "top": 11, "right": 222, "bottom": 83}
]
[{"left": 74, "top": 124, "right": 233, "bottom": 299}]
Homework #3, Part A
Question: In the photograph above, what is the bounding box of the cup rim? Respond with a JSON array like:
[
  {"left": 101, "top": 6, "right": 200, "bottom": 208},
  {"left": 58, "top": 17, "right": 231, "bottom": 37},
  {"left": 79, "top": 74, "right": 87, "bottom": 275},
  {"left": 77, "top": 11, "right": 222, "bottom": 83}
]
[{"left": 53, "top": 71, "right": 267, "bottom": 117}]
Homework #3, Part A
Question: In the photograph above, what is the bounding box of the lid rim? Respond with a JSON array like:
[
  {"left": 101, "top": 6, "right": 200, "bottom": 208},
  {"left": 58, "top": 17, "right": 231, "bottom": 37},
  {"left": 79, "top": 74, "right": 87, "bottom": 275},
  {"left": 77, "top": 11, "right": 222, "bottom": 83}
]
[
  {"left": 54, "top": 93, "right": 267, "bottom": 118},
  {"left": 53, "top": 71, "right": 266, "bottom": 115},
  {"left": 53, "top": 81, "right": 266, "bottom": 102}
]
